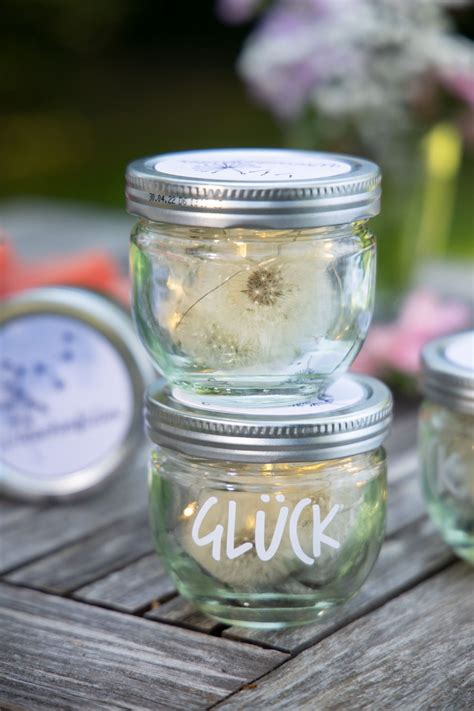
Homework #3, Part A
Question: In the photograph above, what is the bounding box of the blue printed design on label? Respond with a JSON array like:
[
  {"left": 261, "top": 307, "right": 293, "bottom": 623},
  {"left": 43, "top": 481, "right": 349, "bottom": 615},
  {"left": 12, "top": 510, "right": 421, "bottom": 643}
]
[{"left": 155, "top": 149, "right": 352, "bottom": 182}]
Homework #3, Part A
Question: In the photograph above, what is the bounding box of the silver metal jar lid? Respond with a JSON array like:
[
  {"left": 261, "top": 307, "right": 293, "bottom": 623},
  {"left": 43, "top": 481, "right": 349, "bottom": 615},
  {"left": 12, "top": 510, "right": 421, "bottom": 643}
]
[
  {"left": 145, "top": 374, "right": 392, "bottom": 463},
  {"left": 0, "top": 287, "right": 155, "bottom": 501},
  {"left": 421, "top": 331, "right": 474, "bottom": 415},
  {"left": 126, "top": 148, "right": 381, "bottom": 229}
]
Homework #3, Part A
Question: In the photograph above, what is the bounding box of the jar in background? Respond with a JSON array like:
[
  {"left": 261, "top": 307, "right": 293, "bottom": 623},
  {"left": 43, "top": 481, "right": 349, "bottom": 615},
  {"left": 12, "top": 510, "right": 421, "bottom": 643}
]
[
  {"left": 145, "top": 374, "right": 392, "bottom": 628},
  {"left": 0, "top": 287, "right": 153, "bottom": 500},
  {"left": 127, "top": 149, "right": 381, "bottom": 403},
  {"left": 419, "top": 331, "right": 474, "bottom": 563}
]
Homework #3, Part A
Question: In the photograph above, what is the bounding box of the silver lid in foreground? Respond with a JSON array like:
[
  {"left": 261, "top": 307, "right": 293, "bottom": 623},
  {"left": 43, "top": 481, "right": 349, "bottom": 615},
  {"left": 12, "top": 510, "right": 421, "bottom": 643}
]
[
  {"left": 145, "top": 374, "right": 392, "bottom": 463},
  {"left": 126, "top": 148, "right": 381, "bottom": 229},
  {"left": 0, "top": 287, "right": 155, "bottom": 501},
  {"left": 421, "top": 331, "right": 474, "bottom": 415}
]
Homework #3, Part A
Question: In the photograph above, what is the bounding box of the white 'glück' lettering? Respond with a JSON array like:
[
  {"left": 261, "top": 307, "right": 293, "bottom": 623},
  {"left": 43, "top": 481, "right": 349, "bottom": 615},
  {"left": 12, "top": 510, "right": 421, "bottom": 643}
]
[
  {"left": 190, "top": 495, "right": 341, "bottom": 565},
  {"left": 191, "top": 496, "right": 224, "bottom": 561},
  {"left": 255, "top": 496, "right": 289, "bottom": 561},
  {"left": 226, "top": 500, "right": 253, "bottom": 559},
  {"left": 289, "top": 498, "right": 314, "bottom": 565},
  {"left": 313, "top": 504, "right": 341, "bottom": 557}
]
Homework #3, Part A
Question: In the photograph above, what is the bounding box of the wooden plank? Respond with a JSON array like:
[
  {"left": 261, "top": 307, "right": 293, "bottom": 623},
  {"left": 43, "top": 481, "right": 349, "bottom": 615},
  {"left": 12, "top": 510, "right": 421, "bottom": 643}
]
[
  {"left": 386, "top": 461, "right": 423, "bottom": 535},
  {"left": 0, "top": 455, "right": 148, "bottom": 575},
  {"left": 223, "top": 516, "right": 454, "bottom": 652},
  {"left": 74, "top": 553, "right": 175, "bottom": 613},
  {"left": 0, "top": 498, "right": 37, "bottom": 531},
  {"left": 384, "top": 410, "right": 418, "bottom": 463},
  {"left": 217, "top": 563, "right": 473, "bottom": 709},
  {"left": 146, "top": 595, "right": 221, "bottom": 633},
  {"left": 5, "top": 510, "right": 153, "bottom": 594},
  {"left": 0, "top": 582, "right": 287, "bottom": 711},
  {"left": 387, "top": 446, "right": 419, "bottom": 483}
]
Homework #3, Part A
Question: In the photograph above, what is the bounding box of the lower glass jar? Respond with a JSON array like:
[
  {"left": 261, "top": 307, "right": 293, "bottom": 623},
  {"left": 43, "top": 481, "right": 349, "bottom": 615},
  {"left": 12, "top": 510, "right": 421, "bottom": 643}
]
[
  {"left": 419, "top": 332, "right": 474, "bottom": 564},
  {"left": 146, "top": 374, "right": 392, "bottom": 628}
]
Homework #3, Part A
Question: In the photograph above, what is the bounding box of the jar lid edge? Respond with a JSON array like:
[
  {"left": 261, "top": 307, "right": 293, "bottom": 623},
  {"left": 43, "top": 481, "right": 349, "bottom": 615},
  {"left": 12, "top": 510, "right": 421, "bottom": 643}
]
[
  {"left": 145, "top": 374, "right": 393, "bottom": 462},
  {"left": 126, "top": 148, "right": 381, "bottom": 229}
]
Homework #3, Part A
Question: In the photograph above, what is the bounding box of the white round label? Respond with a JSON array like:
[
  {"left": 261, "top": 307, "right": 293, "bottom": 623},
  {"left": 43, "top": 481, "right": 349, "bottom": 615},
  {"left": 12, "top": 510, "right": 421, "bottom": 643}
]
[
  {"left": 445, "top": 332, "right": 474, "bottom": 371},
  {"left": 173, "top": 375, "right": 365, "bottom": 416},
  {"left": 155, "top": 149, "right": 352, "bottom": 182},
  {"left": 0, "top": 314, "right": 134, "bottom": 479}
]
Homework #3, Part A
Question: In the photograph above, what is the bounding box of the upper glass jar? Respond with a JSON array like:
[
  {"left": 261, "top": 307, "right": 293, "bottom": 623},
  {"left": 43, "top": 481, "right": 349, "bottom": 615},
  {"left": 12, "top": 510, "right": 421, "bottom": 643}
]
[
  {"left": 146, "top": 373, "right": 392, "bottom": 628},
  {"left": 127, "top": 149, "right": 381, "bottom": 403},
  {"left": 419, "top": 331, "right": 474, "bottom": 563}
]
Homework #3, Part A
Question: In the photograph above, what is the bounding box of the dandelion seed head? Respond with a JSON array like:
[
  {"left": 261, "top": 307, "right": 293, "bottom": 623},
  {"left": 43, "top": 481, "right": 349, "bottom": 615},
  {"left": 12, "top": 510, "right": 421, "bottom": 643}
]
[{"left": 243, "top": 266, "right": 285, "bottom": 306}]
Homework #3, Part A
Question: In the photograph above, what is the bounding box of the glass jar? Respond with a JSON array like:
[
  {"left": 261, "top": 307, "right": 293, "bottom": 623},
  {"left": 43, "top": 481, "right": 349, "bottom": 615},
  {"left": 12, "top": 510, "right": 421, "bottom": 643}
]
[
  {"left": 419, "top": 331, "right": 474, "bottom": 563},
  {"left": 146, "top": 374, "right": 392, "bottom": 628},
  {"left": 127, "top": 149, "right": 381, "bottom": 402}
]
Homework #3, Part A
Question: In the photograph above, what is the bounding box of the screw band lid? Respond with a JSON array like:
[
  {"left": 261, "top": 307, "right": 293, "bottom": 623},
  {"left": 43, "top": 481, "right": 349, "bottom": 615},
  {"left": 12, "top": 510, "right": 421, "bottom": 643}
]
[
  {"left": 126, "top": 148, "right": 381, "bottom": 229},
  {"left": 421, "top": 331, "right": 474, "bottom": 415},
  {"left": 145, "top": 374, "right": 393, "bottom": 463}
]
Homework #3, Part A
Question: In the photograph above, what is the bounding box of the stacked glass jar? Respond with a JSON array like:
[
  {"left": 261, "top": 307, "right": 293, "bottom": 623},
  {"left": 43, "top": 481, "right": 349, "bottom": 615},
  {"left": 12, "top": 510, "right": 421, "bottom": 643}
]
[{"left": 127, "top": 148, "right": 392, "bottom": 628}]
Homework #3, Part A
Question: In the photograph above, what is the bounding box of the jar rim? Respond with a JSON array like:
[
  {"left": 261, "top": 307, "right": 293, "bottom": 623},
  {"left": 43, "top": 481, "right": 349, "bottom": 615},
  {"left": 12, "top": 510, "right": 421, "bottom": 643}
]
[{"left": 126, "top": 148, "right": 381, "bottom": 230}]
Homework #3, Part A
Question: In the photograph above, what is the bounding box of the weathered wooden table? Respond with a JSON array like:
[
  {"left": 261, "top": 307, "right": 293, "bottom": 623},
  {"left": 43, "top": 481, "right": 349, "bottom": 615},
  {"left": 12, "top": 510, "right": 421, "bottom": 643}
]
[
  {"left": 1, "top": 202, "right": 472, "bottom": 710},
  {"left": 1, "top": 408, "right": 472, "bottom": 709}
]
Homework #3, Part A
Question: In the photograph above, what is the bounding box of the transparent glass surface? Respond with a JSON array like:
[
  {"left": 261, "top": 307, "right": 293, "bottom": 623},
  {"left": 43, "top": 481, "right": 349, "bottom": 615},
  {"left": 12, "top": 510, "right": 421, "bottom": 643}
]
[
  {"left": 148, "top": 447, "right": 386, "bottom": 628},
  {"left": 131, "top": 220, "right": 376, "bottom": 402},
  {"left": 419, "top": 401, "right": 474, "bottom": 563}
]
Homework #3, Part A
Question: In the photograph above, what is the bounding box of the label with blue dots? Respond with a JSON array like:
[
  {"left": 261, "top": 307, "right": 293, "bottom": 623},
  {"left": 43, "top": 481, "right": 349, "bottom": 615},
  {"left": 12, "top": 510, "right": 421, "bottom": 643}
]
[{"left": 0, "top": 313, "right": 134, "bottom": 479}]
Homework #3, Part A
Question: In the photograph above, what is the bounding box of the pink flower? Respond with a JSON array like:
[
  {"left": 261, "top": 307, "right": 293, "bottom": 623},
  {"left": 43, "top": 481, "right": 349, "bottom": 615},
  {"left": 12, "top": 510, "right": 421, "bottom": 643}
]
[
  {"left": 441, "top": 71, "right": 474, "bottom": 108},
  {"left": 352, "top": 290, "right": 471, "bottom": 377}
]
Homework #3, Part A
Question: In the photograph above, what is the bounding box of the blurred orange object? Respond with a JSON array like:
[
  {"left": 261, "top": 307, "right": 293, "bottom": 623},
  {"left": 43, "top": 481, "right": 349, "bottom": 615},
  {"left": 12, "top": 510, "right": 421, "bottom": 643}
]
[
  {"left": 0, "top": 236, "right": 19, "bottom": 274},
  {"left": 0, "top": 236, "right": 130, "bottom": 305}
]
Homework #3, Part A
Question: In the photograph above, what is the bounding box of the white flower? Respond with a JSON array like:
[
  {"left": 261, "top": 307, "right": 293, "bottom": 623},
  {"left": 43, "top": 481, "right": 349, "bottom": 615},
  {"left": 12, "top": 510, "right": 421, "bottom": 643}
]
[{"left": 234, "top": 0, "right": 474, "bottom": 158}]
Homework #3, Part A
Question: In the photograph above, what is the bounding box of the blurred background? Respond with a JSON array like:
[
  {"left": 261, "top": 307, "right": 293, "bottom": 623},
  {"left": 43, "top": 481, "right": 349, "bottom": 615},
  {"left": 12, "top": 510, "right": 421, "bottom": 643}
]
[
  {"left": 0, "top": 1, "right": 279, "bottom": 202},
  {"left": 1, "top": 0, "right": 473, "bottom": 386}
]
